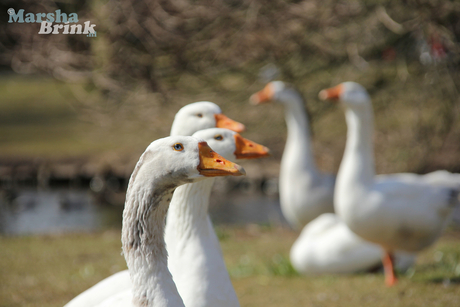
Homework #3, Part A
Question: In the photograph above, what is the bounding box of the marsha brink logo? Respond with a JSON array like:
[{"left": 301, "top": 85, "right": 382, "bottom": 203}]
[{"left": 8, "top": 8, "right": 97, "bottom": 36}]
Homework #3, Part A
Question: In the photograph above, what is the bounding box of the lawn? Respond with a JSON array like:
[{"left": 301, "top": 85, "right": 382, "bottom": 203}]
[
  {"left": 1, "top": 226, "right": 459, "bottom": 307},
  {"left": 1, "top": 71, "right": 460, "bottom": 307}
]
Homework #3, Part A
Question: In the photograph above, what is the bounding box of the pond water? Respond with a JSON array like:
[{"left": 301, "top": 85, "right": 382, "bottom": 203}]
[
  {"left": 2, "top": 185, "right": 459, "bottom": 236},
  {"left": 0, "top": 186, "right": 286, "bottom": 235}
]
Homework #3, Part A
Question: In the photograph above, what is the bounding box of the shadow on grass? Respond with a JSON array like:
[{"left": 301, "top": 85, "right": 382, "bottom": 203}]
[{"left": 427, "top": 277, "right": 460, "bottom": 284}]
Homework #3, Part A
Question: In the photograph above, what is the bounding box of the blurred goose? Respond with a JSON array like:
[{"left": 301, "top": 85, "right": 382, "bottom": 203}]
[
  {"left": 65, "top": 102, "right": 246, "bottom": 307},
  {"left": 290, "top": 213, "right": 415, "bottom": 275},
  {"left": 319, "top": 82, "right": 460, "bottom": 285},
  {"left": 79, "top": 136, "right": 245, "bottom": 307},
  {"left": 251, "top": 81, "right": 334, "bottom": 227},
  {"left": 251, "top": 82, "right": 415, "bottom": 275},
  {"left": 166, "top": 128, "right": 269, "bottom": 307},
  {"left": 170, "top": 101, "right": 245, "bottom": 136}
]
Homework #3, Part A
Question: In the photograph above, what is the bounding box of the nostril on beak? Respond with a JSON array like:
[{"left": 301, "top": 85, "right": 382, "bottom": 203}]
[{"left": 215, "top": 159, "right": 224, "bottom": 164}]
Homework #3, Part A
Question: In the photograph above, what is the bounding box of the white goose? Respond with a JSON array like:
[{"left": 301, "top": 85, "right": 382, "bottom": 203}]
[
  {"left": 250, "top": 81, "right": 335, "bottom": 228},
  {"left": 251, "top": 81, "right": 416, "bottom": 275},
  {"left": 166, "top": 128, "right": 269, "bottom": 307},
  {"left": 319, "top": 82, "right": 460, "bottom": 285},
  {"left": 289, "top": 213, "right": 416, "bottom": 275},
  {"left": 65, "top": 101, "right": 246, "bottom": 307},
  {"left": 79, "top": 136, "right": 245, "bottom": 307},
  {"left": 170, "top": 101, "right": 245, "bottom": 136}
]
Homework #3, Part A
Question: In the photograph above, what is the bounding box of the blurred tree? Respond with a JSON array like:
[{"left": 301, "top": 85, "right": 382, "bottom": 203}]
[
  {"left": 1, "top": 0, "right": 460, "bottom": 171},
  {"left": 3, "top": 0, "right": 459, "bottom": 102}
]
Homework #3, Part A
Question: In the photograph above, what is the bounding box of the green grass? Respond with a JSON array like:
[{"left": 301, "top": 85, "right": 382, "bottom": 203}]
[
  {"left": 0, "top": 74, "right": 167, "bottom": 159},
  {"left": 1, "top": 227, "right": 459, "bottom": 307},
  {"left": 1, "top": 73, "right": 459, "bottom": 306},
  {"left": 2, "top": 67, "right": 460, "bottom": 176},
  {"left": 0, "top": 75, "right": 101, "bottom": 158}
]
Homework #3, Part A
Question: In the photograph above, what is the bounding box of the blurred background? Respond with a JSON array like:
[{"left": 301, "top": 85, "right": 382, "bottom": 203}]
[
  {"left": 1, "top": 1, "right": 460, "bottom": 306},
  {"left": 1, "top": 0, "right": 460, "bottom": 234}
]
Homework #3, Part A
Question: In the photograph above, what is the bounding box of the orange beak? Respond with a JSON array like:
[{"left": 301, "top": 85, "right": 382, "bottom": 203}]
[
  {"left": 250, "top": 83, "right": 275, "bottom": 105},
  {"left": 318, "top": 84, "right": 343, "bottom": 102},
  {"left": 233, "top": 133, "right": 270, "bottom": 159},
  {"left": 197, "top": 142, "right": 246, "bottom": 177},
  {"left": 214, "top": 113, "right": 246, "bottom": 133}
]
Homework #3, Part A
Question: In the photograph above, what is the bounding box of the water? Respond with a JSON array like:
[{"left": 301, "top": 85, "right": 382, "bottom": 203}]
[
  {"left": 2, "top": 186, "right": 458, "bottom": 236},
  {"left": 0, "top": 188, "right": 124, "bottom": 235},
  {"left": 0, "top": 186, "right": 286, "bottom": 235}
]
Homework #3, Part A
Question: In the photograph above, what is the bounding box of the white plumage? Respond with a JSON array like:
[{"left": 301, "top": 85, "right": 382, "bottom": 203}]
[
  {"left": 75, "top": 136, "right": 244, "bottom": 306},
  {"left": 320, "top": 81, "right": 459, "bottom": 285},
  {"left": 65, "top": 102, "right": 246, "bottom": 307},
  {"left": 251, "top": 81, "right": 416, "bottom": 275},
  {"left": 251, "top": 81, "right": 335, "bottom": 228},
  {"left": 290, "top": 213, "right": 415, "bottom": 274},
  {"left": 166, "top": 128, "right": 268, "bottom": 307}
]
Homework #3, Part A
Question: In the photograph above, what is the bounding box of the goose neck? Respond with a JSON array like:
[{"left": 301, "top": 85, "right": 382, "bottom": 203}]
[
  {"left": 122, "top": 179, "right": 185, "bottom": 307},
  {"left": 167, "top": 179, "right": 215, "bottom": 236},
  {"left": 339, "top": 105, "right": 375, "bottom": 189},
  {"left": 281, "top": 93, "right": 318, "bottom": 175}
]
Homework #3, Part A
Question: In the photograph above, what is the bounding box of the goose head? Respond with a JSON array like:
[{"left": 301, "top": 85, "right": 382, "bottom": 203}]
[
  {"left": 130, "top": 136, "right": 246, "bottom": 192},
  {"left": 250, "top": 81, "right": 301, "bottom": 106},
  {"left": 192, "top": 128, "right": 270, "bottom": 161},
  {"left": 170, "top": 101, "right": 245, "bottom": 136},
  {"left": 318, "top": 82, "right": 371, "bottom": 111}
]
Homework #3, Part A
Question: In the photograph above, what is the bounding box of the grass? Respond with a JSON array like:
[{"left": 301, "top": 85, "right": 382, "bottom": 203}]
[
  {"left": 1, "top": 226, "right": 459, "bottom": 307},
  {"left": 0, "top": 75, "right": 93, "bottom": 157},
  {"left": 0, "top": 74, "right": 170, "bottom": 159},
  {"left": 2, "top": 67, "right": 460, "bottom": 176},
  {"left": 1, "top": 69, "right": 459, "bottom": 306},
  {"left": 1, "top": 67, "right": 460, "bottom": 307}
]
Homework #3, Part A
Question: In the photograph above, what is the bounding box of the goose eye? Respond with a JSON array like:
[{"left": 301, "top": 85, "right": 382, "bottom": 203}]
[
  {"left": 196, "top": 113, "right": 203, "bottom": 118},
  {"left": 173, "top": 143, "right": 184, "bottom": 151},
  {"left": 214, "top": 134, "right": 223, "bottom": 141}
]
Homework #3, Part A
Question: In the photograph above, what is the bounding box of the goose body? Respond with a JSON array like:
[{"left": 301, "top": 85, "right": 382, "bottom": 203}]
[
  {"left": 290, "top": 213, "right": 416, "bottom": 274},
  {"left": 64, "top": 271, "right": 131, "bottom": 307},
  {"left": 77, "top": 136, "right": 245, "bottom": 307},
  {"left": 165, "top": 128, "right": 269, "bottom": 307},
  {"left": 251, "top": 81, "right": 334, "bottom": 228},
  {"left": 320, "top": 82, "right": 459, "bottom": 284},
  {"left": 252, "top": 82, "right": 416, "bottom": 275},
  {"left": 65, "top": 102, "right": 246, "bottom": 307}
]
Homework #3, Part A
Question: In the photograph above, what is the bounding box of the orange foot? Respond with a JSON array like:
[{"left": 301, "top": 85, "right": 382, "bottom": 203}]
[{"left": 383, "top": 251, "right": 398, "bottom": 287}]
